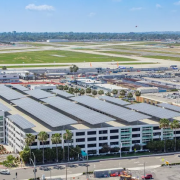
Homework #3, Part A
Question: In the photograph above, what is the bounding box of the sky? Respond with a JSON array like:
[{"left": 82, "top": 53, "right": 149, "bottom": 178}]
[{"left": 0, "top": 0, "right": 180, "bottom": 32}]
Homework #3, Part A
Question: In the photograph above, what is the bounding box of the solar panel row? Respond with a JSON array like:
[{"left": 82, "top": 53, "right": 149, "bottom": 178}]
[
  {"left": 10, "top": 84, "right": 29, "bottom": 91},
  {"left": 0, "top": 85, "right": 26, "bottom": 100},
  {"left": 71, "top": 96, "right": 151, "bottom": 122},
  {"left": 43, "top": 97, "right": 115, "bottom": 125},
  {"left": 11, "top": 98, "right": 76, "bottom": 127},
  {"left": 127, "top": 103, "right": 180, "bottom": 119},
  {"left": 7, "top": 114, "right": 35, "bottom": 129},
  {"left": 51, "top": 89, "right": 75, "bottom": 98},
  {"left": 25, "top": 89, "right": 54, "bottom": 99},
  {"left": 158, "top": 103, "right": 180, "bottom": 112},
  {"left": 99, "top": 96, "right": 130, "bottom": 106}
]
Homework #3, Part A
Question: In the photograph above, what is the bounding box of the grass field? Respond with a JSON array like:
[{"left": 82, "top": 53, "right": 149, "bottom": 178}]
[
  {"left": 144, "top": 55, "right": 180, "bottom": 61},
  {"left": 20, "top": 42, "right": 54, "bottom": 47},
  {"left": 0, "top": 50, "right": 136, "bottom": 64},
  {"left": 98, "top": 51, "right": 140, "bottom": 56}
]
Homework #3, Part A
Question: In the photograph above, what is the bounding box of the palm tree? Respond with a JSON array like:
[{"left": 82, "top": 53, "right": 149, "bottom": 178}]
[
  {"left": 25, "top": 134, "right": 35, "bottom": 162},
  {"left": 170, "top": 120, "right": 180, "bottom": 151},
  {"left": 86, "top": 88, "right": 91, "bottom": 94},
  {"left": 79, "top": 89, "right": 85, "bottom": 95},
  {"left": 105, "top": 92, "right": 111, "bottom": 96},
  {"left": 159, "top": 118, "right": 170, "bottom": 152},
  {"left": 135, "top": 91, "right": 141, "bottom": 97},
  {"left": 120, "top": 90, "right": 126, "bottom": 97},
  {"left": 92, "top": 90, "right": 97, "bottom": 96},
  {"left": 51, "top": 133, "right": 61, "bottom": 162},
  {"left": 98, "top": 90, "right": 104, "bottom": 95},
  {"left": 127, "top": 92, "right": 133, "bottom": 99},
  {"left": 58, "top": 85, "right": 64, "bottom": 90},
  {"left": 74, "top": 87, "right": 79, "bottom": 96},
  {"left": 112, "top": 89, "right": 118, "bottom": 96},
  {"left": 63, "top": 130, "right": 73, "bottom": 161},
  {"left": 63, "top": 85, "right": 69, "bottom": 91},
  {"left": 38, "top": 131, "right": 48, "bottom": 164}
]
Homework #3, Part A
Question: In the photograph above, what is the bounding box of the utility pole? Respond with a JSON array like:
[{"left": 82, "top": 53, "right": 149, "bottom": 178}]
[
  {"left": 66, "top": 163, "right": 68, "bottom": 180},
  {"left": 30, "top": 152, "right": 36, "bottom": 180},
  {"left": 120, "top": 142, "right": 122, "bottom": 158},
  {"left": 86, "top": 154, "right": 89, "bottom": 180},
  {"left": 144, "top": 162, "right": 145, "bottom": 180}
]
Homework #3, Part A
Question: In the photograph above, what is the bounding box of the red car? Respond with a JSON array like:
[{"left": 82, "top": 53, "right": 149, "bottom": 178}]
[
  {"left": 141, "top": 174, "right": 153, "bottom": 179},
  {"left": 110, "top": 172, "right": 119, "bottom": 177}
]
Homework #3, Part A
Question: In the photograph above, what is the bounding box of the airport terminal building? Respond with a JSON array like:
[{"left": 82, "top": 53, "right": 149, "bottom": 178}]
[{"left": 0, "top": 84, "right": 180, "bottom": 154}]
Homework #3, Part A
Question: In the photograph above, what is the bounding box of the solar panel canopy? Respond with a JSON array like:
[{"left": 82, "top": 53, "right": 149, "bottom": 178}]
[
  {"left": 10, "top": 84, "right": 29, "bottom": 91},
  {"left": 0, "top": 102, "right": 11, "bottom": 111},
  {"left": 11, "top": 98, "right": 76, "bottom": 127},
  {"left": 127, "top": 103, "right": 180, "bottom": 119},
  {"left": 43, "top": 97, "right": 115, "bottom": 125},
  {"left": 7, "top": 114, "right": 35, "bottom": 129},
  {"left": 158, "top": 103, "right": 180, "bottom": 112},
  {"left": 25, "top": 89, "right": 54, "bottom": 99},
  {"left": 71, "top": 96, "right": 151, "bottom": 122},
  {"left": 99, "top": 96, "right": 130, "bottom": 106},
  {"left": 0, "top": 85, "right": 26, "bottom": 100},
  {"left": 51, "top": 89, "right": 75, "bottom": 98}
]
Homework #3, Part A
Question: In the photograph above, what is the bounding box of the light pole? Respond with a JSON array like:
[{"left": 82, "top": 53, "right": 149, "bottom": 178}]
[
  {"left": 120, "top": 142, "right": 122, "bottom": 158},
  {"left": 144, "top": 162, "right": 145, "bottom": 180},
  {"left": 30, "top": 152, "right": 36, "bottom": 180}
]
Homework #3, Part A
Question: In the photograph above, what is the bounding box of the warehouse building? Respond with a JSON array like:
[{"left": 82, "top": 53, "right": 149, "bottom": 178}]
[{"left": 0, "top": 85, "right": 180, "bottom": 154}]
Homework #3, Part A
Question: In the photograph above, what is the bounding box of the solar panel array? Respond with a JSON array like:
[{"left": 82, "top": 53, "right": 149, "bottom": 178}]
[
  {"left": 99, "top": 96, "right": 130, "bottom": 106},
  {"left": 158, "top": 103, "right": 180, "bottom": 112},
  {"left": 0, "top": 85, "right": 26, "bottom": 100},
  {"left": 51, "top": 89, "right": 75, "bottom": 98},
  {"left": 25, "top": 89, "right": 54, "bottom": 99},
  {"left": 7, "top": 114, "right": 35, "bottom": 129},
  {"left": 127, "top": 103, "right": 180, "bottom": 119},
  {"left": 10, "top": 84, "right": 29, "bottom": 91},
  {"left": 11, "top": 98, "right": 76, "bottom": 127},
  {"left": 43, "top": 97, "right": 115, "bottom": 125},
  {"left": 71, "top": 96, "right": 151, "bottom": 122},
  {"left": 0, "top": 102, "right": 11, "bottom": 112}
]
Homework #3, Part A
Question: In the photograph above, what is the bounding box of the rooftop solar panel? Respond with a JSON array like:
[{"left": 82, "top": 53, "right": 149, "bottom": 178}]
[
  {"left": 127, "top": 103, "right": 180, "bottom": 119},
  {"left": 43, "top": 97, "right": 115, "bottom": 125},
  {"left": 25, "top": 89, "right": 54, "bottom": 99},
  {"left": 7, "top": 114, "right": 35, "bottom": 129},
  {"left": 99, "top": 96, "right": 130, "bottom": 106},
  {"left": 71, "top": 96, "right": 150, "bottom": 122},
  {"left": 0, "top": 102, "right": 11, "bottom": 111},
  {"left": 158, "top": 103, "right": 180, "bottom": 112},
  {"left": 10, "top": 84, "right": 29, "bottom": 91},
  {"left": 0, "top": 87, "right": 26, "bottom": 100},
  {"left": 51, "top": 89, "right": 74, "bottom": 98},
  {"left": 11, "top": 98, "right": 76, "bottom": 127}
]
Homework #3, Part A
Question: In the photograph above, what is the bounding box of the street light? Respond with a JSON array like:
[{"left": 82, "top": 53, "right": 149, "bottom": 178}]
[{"left": 29, "top": 152, "right": 36, "bottom": 180}]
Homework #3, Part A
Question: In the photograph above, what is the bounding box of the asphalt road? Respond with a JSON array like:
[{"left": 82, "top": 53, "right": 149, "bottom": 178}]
[{"left": 1, "top": 154, "right": 180, "bottom": 180}]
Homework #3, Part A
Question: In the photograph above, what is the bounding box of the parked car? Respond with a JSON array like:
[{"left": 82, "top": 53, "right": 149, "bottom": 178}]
[
  {"left": 53, "top": 166, "right": 60, "bottom": 169},
  {"left": 141, "top": 174, "right": 153, "bottom": 179},
  {"left": 39, "top": 166, "right": 45, "bottom": 170},
  {"left": 0, "top": 169, "right": 10, "bottom": 175},
  {"left": 44, "top": 167, "right": 51, "bottom": 171}
]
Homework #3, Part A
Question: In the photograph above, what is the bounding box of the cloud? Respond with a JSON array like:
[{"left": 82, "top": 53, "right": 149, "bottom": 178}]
[
  {"left": 156, "top": 4, "right": 162, "bottom": 8},
  {"left": 130, "top": 7, "right": 143, "bottom": 11},
  {"left": 25, "top": 4, "right": 54, "bottom": 11},
  {"left": 174, "top": 1, "right": 180, "bottom": 5},
  {"left": 88, "top": 12, "right": 96, "bottom": 17}
]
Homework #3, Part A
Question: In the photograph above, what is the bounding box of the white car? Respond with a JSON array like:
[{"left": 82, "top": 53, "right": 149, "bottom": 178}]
[{"left": 0, "top": 169, "right": 10, "bottom": 175}]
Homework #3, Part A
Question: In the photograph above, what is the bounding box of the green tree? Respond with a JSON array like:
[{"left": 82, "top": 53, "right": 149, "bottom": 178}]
[
  {"left": 127, "top": 92, "right": 133, "bottom": 99},
  {"left": 135, "top": 91, "right": 141, "bottom": 97},
  {"left": 74, "top": 87, "right": 79, "bottom": 96},
  {"left": 63, "top": 130, "right": 73, "bottom": 161},
  {"left": 86, "top": 88, "right": 92, "bottom": 94},
  {"left": 98, "top": 90, "right": 104, "bottom": 95},
  {"left": 100, "top": 145, "right": 110, "bottom": 153},
  {"left": 38, "top": 131, "right": 48, "bottom": 164},
  {"left": 70, "top": 65, "right": 79, "bottom": 73},
  {"left": 63, "top": 85, "right": 69, "bottom": 90},
  {"left": 170, "top": 120, "right": 180, "bottom": 151},
  {"left": 159, "top": 118, "right": 170, "bottom": 152},
  {"left": 25, "top": 133, "right": 35, "bottom": 162},
  {"left": 79, "top": 89, "right": 85, "bottom": 95},
  {"left": 58, "top": 85, "right": 64, "bottom": 90},
  {"left": 105, "top": 92, "right": 111, "bottom": 96},
  {"left": 20, "top": 146, "right": 30, "bottom": 163},
  {"left": 120, "top": 90, "right": 126, "bottom": 96},
  {"left": 68, "top": 87, "right": 74, "bottom": 94},
  {"left": 2, "top": 66, "right": 7, "bottom": 70},
  {"left": 92, "top": 90, "right": 97, "bottom": 96},
  {"left": 112, "top": 89, "right": 118, "bottom": 95},
  {"left": 51, "top": 133, "right": 61, "bottom": 163}
]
